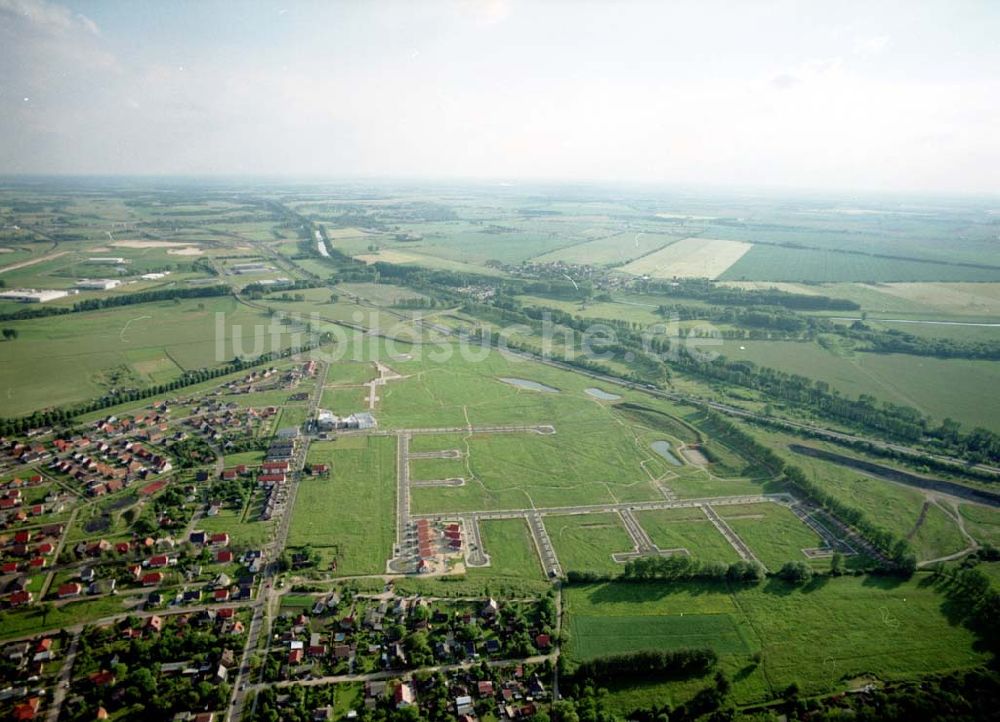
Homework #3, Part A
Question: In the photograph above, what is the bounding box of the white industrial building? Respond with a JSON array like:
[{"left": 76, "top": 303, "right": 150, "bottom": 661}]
[
  {"left": 0, "top": 288, "right": 70, "bottom": 303},
  {"left": 75, "top": 279, "right": 122, "bottom": 290},
  {"left": 315, "top": 410, "right": 377, "bottom": 431},
  {"left": 87, "top": 257, "right": 126, "bottom": 264},
  {"left": 231, "top": 262, "right": 272, "bottom": 274}
]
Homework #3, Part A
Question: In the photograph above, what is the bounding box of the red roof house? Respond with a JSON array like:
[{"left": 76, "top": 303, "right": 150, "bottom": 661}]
[{"left": 58, "top": 582, "right": 83, "bottom": 598}]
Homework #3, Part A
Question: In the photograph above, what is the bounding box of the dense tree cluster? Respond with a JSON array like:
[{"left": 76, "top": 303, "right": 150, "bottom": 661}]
[
  {"left": 846, "top": 321, "right": 1000, "bottom": 360},
  {"left": 573, "top": 649, "right": 718, "bottom": 684},
  {"left": 642, "top": 278, "right": 860, "bottom": 311}
]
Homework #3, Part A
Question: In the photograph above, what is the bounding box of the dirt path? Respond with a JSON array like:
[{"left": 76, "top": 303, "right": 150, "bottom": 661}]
[
  {"left": 906, "top": 501, "right": 931, "bottom": 540},
  {"left": 0, "top": 250, "right": 68, "bottom": 274}
]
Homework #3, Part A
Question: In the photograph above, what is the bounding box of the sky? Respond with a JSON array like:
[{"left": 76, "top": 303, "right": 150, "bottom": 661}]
[{"left": 1, "top": 0, "right": 998, "bottom": 194}]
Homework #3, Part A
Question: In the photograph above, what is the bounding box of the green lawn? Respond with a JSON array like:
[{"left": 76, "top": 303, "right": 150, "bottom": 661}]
[
  {"left": 325, "top": 360, "right": 377, "bottom": 385},
  {"left": 198, "top": 508, "right": 274, "bottom": 549},
  {"left": 319, "top": 387, "right": 369, "bottom": 414},
  {"left": 0, "top": 597, "right": 132, "bottom": 642},
  {"left": 409, "top": 457, "right": 466, "bottom": 481},
  {"left": 287, "top": 435, "right": 396, "bottom": 575}
]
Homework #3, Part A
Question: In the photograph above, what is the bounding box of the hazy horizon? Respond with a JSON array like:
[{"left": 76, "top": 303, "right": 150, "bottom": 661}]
[{"left": 2, "top": 0, "right": 999, "bottom": 195}]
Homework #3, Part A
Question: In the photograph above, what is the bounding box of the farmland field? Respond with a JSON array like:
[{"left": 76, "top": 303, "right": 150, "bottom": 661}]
[
  {"left": 0, "top": 296, "right": 301, "bottom": 415},
  {"left": 1, "top": 181, "right": 999, "bottom": 717},
  {"left": 534, "top": 231, "right": 684, "bottom": 266},
  {"left": 719, "top": 244, "right": 1000, "bottom": 283},
  {"left": 622, "top": 237, "right": 753, "bottom": 279},
  {"left": 719, "top": 339, "right": 1000, "bottom": 432}
]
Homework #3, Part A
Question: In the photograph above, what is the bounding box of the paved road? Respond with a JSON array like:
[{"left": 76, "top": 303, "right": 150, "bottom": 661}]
[
  {"left": 618, "top": 508, "right": 655, "bottom": 553},
  {"left": 226, "top": 361, "right": 327, "bottom": 722},
  {"left": 45, "top": 629, "right": 80, "bottom": 722},
  {"left": 228, "top": 604, "right": 265, "bottom": 721},
  {"left": 526, "top": 511, "right": 561, "bottom": 578},
  {"left": 251, "top": 653, "right": 556, "bottom": 690},
  {"left": 701, "top": 505, "right": 760, "bottom": 566},
  {"left": 412, "top": 493, "right": 792, "bottom": 523}
]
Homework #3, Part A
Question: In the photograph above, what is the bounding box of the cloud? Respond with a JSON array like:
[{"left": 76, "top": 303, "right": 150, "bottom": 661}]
[
  {"left": 456, "top": 0, "right": 511, "bottom": 26},
  {"left": 0, "top": 0, "right": 99, "bottom": 36},
  {"left": 853, "top": 34, "right": 890, "bottom": 56},
  {"left": 771, "top": 73, "right": 800, "bottom": 90}
]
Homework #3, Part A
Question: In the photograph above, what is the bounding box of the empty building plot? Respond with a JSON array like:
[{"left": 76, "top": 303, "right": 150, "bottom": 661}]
[
  {"left": 715, "top": 502, "right": 827, "bottom": 569},
  {"left": 545, "top": 512, "right": 635, "bottom": 576},
  {"left": 622, "top": 237, "right": 752, "bottom": 279},
  {"left": 635, "top": 507, "right": 742, "bottom": 564},
  {"left": 471, "top": 518, "right": 544, "bottom": 580}
]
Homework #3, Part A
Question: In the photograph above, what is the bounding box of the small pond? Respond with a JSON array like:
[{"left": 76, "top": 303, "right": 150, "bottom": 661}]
[
  {"left": 499, "top": 377, "right": 559, "bottom": 393},
  {"left": 650, "top": 440, "right": 682, "bottom": 466},
  {"left": 585, "top": 387, "right": 621, "bottom": 400}
]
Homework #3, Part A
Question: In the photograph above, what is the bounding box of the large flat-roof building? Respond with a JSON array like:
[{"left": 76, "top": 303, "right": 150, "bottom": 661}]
[
  {"left": 231, "top": 262, "right": 273, "bottom": 274},
  {"left": 75, "top": 279, "right": 122, "bottom": 290},
  {"left": 87, "top": 257, "right": 126, "bottom": 264},
  {"left": 0, "top": 288, "right": 70, "bottom": 303},
  {"left": 315, "top": 410, "right": 377, "bottom": 431}
]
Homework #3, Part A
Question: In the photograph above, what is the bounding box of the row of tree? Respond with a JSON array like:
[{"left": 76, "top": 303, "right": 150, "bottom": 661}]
[
  {"left": 0, "top": 284, "right": 231, "bottom": 322},
  {"left": 573, "top": 649, "right": 718, "bottom": 684}
]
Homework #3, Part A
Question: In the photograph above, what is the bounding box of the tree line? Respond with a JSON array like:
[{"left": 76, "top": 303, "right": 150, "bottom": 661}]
[
  {"left": 572, "top": 648, "right": 718, "bottom": 684},
  {"left": 0, "top": 284, "right": 231, "bottom": 322}
]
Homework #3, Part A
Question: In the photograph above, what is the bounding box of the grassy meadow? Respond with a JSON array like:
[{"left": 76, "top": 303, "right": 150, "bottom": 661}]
[
  {"left": 564, "top": 575, "right": 987, "bottom": 709},
  {"left": 288, "top": 435, "right": 397, "bottom": 575}
]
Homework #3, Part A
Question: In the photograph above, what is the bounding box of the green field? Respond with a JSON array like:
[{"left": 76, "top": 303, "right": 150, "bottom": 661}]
[
  {"left": 198, "top": 508, "right": 275, "bottom": 549},
  {"left": 545, "top": 513, "right": 634, "bottom": 575},
  {"left": 635, "top": 507, "right": 741, "bottom": 563},
  {"left": 719, "top": 339, "right": 1000, "bottom": 432},
  {"left": 909, "top": 502, "right": 969, "bottom": 561},
  {"left": 719, "top": 244, "right": 1000, "bottom": 283},
  {"left": 0, "top": 296, "right": 304, "bottom": 416},
  {"left": 717, "top": 502, "right": 826, "bottom": 570},
  {"left": 565, "top": 576, "right": 987, "bottom": 707},
  {"left": 288, "top": 435, "right": 396, "bottom": 575},
  {"left": 959, "top": 504, "right": 1000, "bottom": 547},
  {"left": 325, "top": 360, "right": 377, "bottom": 385},
  {"left": 319, "top": 386, "right": 369, "bottom": 414},
  {"left": 470, "top": 518, "right": 543, "bottom": 580}
]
